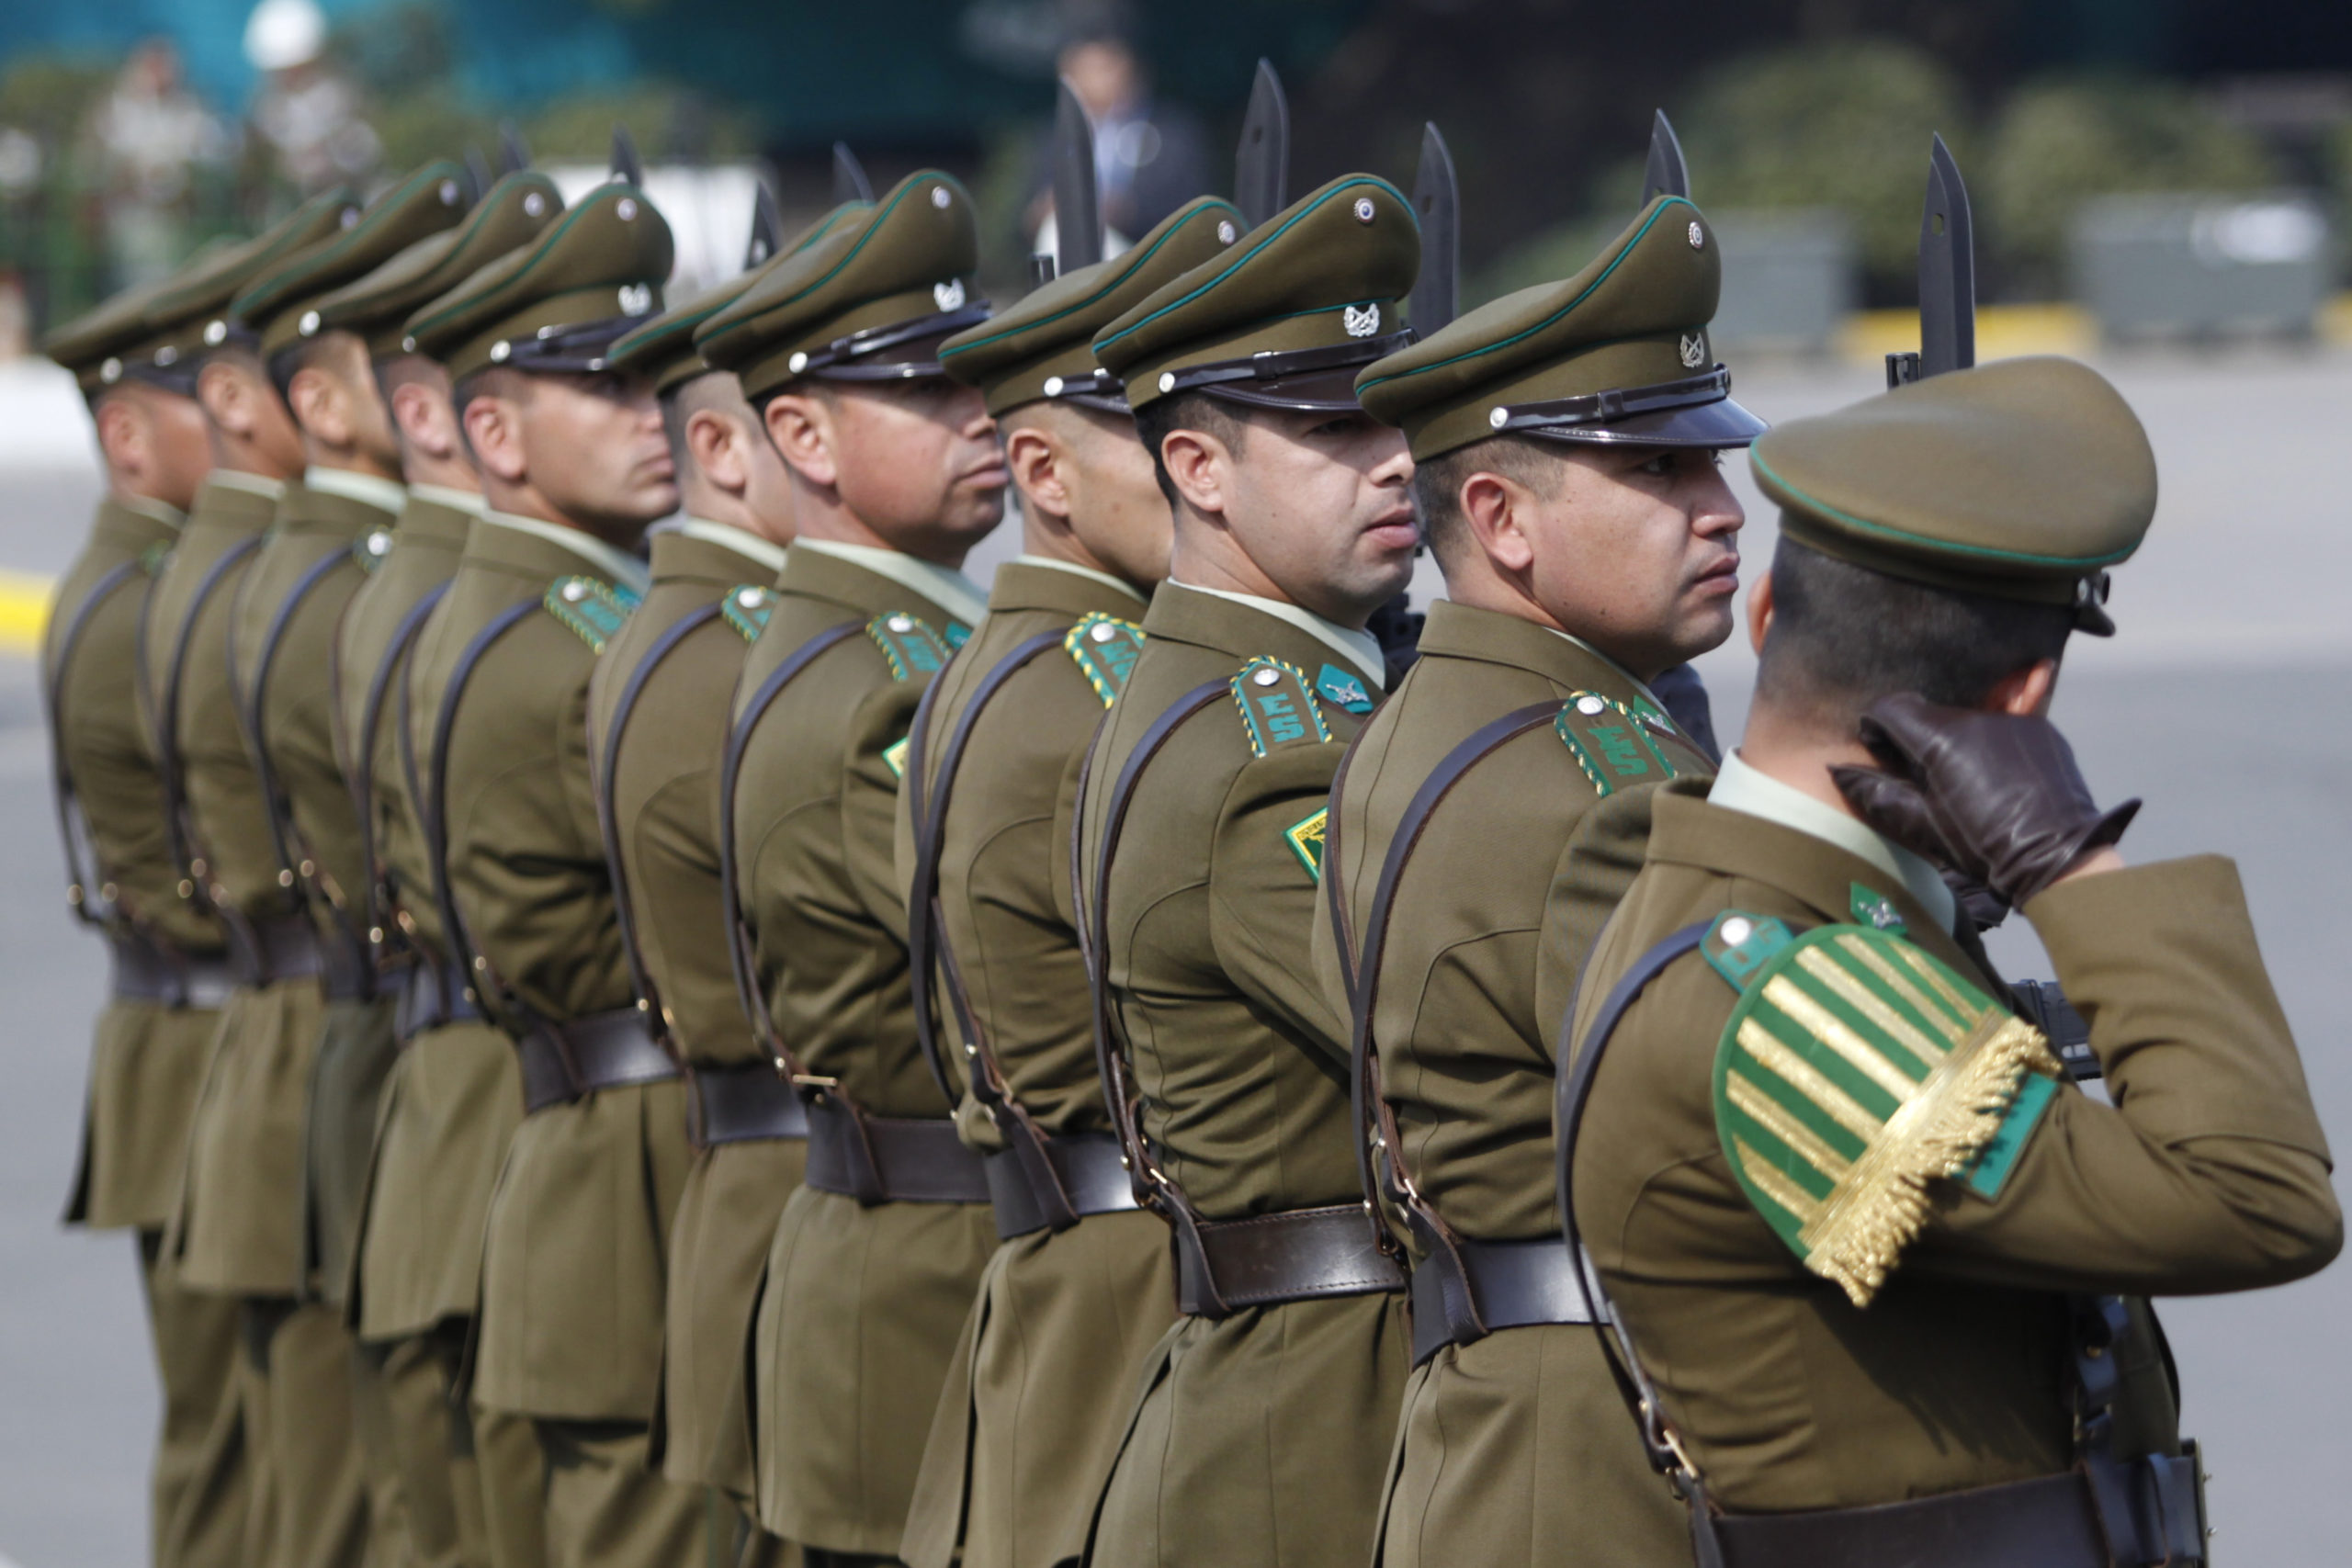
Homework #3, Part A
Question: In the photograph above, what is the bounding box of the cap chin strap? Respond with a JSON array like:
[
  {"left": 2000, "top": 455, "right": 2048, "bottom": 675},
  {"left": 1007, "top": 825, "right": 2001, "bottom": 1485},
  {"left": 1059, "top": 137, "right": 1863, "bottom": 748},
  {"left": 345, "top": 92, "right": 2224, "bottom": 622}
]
[
  {"left": 504, "top": 314, "right": 646, "bottom": 375},
  {"left": 2073, "top": 571, "right": 2115, "bottom": 637},
  {"left": 1487, "top": 365, "right": 1733, "bottom": 435},
  {"left": 1159, "top": 327, "right": 1415, "bottom": 398},
  {"left": 800, "top": 304, "right": 995, "bottom": 382},
  {"left": 1037, "top": 366, "right": 1129, "bottom": 412}
]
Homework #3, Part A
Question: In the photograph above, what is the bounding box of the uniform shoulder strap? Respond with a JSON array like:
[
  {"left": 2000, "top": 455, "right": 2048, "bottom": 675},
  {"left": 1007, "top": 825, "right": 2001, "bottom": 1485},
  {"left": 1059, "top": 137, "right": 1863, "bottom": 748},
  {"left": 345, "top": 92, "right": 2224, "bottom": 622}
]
[
  {"left": 1554, "top": 689, "right": 1691, "bottom": 798},
  {"left": 865, "top": 609, "right": 956, "bottom": 682},
  {"left": 1062, "top": 611, "right": 1146, "bottom": 706},
  {"left": 1227, "top": 655, "right": 1331, "bottom": 757},
  {"left": 721, "top": 583, "right": 778, "bottom": 643},
  {"left": 542, "top": 576, "right": 640, "bottom": 653}
]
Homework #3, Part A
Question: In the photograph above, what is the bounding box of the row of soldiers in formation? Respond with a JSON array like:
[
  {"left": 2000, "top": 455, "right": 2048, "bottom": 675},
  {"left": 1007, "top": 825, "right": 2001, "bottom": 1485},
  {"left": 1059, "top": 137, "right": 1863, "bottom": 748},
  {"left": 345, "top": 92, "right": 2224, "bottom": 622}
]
[{"left": 40, "top": 90, "right": 2337, "bottom": 1568}]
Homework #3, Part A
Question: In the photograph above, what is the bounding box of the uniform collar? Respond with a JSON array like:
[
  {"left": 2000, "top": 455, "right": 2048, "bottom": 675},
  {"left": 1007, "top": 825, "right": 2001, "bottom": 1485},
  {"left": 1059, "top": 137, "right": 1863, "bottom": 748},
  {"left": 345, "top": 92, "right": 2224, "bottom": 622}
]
[
  {"left": 302, "top": 465, "right": 408, "bottom": 518},
  {"left": 662, "top": 515, "right": 790, "bottom": 577},
  {"left": 478, "top": 510, "right": 651, "bottom": 593},
  {"left": 205, "top": 468, "right": 287, "bottom": 501},
  {"left": 1009, "top": 553, "right": 1148, "bottom": 607},
  {"left": 793, "top": 537, "right": 988, "bottom": 628},
  {"left": 1540, "top": 626, "right": 1667, "bottom": 715},
  {"left": 1708, "top": 750, "right": 1958, "bottom": 934},
  {"left": 1164, "top": 578, "right": 1385, "bottom": 691},
  {"left": 407, "top": 482, "right": 485, "bottom": 516},
  {"left": 111, "top": 492, "right": 187, "bottom": 530}
]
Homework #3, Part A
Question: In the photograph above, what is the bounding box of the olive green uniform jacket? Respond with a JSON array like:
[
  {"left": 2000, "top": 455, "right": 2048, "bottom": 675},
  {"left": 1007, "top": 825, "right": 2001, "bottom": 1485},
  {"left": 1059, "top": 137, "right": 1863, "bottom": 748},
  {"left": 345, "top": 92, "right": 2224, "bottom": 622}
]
[
  {"left": 729, "top": 544, "right": 996, "bottom": 1552},
  {"left": 232, "top": 477, "right": 403, "bottom": 1305},
  {"left": 1566, "top": 784, "right": 2341, "bottom": 1513},
  {"left": 585, "top": 523, "right": 790, "bottom": 1500},
  {"left": 895, "top": 559, "right": 1177, "bottom": 1568},
  {"left": 407, "top": 514, "right": 689, "bottom": 1422},
  {"left": 52, "top": 498, "right": 228, "bottom": 1231},
  {"left": 338, "top": 491, "right": 522, "bottom": 1342},
  {"left": 1075, "top": 582, "right": 1407, "bottom": 1568},
  {"left": 1311, "top": 601, "right": 1708, "bottom": 1568},
  {"left": 151, "top": 474, "right": 323, "bottom": 1296}
]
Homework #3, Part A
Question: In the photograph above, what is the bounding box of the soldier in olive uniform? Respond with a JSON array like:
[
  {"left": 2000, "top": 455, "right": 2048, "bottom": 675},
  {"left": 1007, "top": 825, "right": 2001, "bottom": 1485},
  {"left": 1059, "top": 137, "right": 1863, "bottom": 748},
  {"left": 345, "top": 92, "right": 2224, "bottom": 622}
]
[
  {"left": 42, "top": 281, "right": 248, "bottom": 1568},
  {"left": 139, "top": 185, "right": 375, "bottom": 1568},
  {"left": 1071, "top": 175, "right": 1423, "bottom": 1568},
  {"left": 1316, "top": 191, "right": 1766, "bottom": 1568},
  {"left": 589, "top": 209, "right": 831, "bottom": 1561},
  {"left": 312, "top": 168, "right": 566, "bottom": 1568},
  {"left": 693, "top": 170, "right": 1005, "bottom": 1566},
  {"left": 1564, "top": 357, "right": 2341, "bottom": 1563},
  {"left": 400, "top": 180, "right": 713, "bottom": 1566},
  {"left": 226, "top": 162, "right": 483, "bottom": 1564},
  {"left": 895, "top": 195, "right": 1242, "bottom": 1568}
]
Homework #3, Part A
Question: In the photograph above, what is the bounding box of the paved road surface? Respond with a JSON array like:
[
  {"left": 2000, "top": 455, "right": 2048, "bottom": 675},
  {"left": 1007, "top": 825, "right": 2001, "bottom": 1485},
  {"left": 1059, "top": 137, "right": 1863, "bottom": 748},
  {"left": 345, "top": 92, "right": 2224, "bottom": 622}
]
[{"left": 1, "top": 350, "right": 2346, "bottom": 1564}]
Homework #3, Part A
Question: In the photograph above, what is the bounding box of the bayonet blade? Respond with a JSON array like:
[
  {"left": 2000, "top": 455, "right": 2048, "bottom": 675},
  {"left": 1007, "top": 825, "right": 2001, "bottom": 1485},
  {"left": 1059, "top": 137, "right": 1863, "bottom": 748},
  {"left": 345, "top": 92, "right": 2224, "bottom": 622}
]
[
  {"left": 608, "top": 123, "right": 643, "bottom": 188},
  {"left": 1234, "top": 59, "right": 1289, "bottom": 228},
  {"left": 831, "top": 142, "right": 873, "bottom": 205},
  {"left": 1642, "top": 108, "right": 1690, "bottom": 203},
  {"left": 462, "top": 146, "right": 492, "bottom": 204},
  {"left": 745, "top": 180, "right": 782, "bottom": 270},
  {"left": 1407, "top": 122, "right": 1459, "bottom": 335},
  {"left": 1917, "top": 132, "right": 1976, "bottom": 378},
  {"left": 1054, "top": 76, "right": 1103, "bottom": 271},
  {"left": 497, "top": 122, "right": 530, "bottom": 174}
]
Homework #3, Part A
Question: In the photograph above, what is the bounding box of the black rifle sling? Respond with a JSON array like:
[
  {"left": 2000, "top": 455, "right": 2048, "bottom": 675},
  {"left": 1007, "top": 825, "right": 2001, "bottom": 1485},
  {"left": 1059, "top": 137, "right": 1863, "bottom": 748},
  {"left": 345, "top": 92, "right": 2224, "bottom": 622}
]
[
  {"left": 715, "top": 618, "right": 863, "bottom": 1089},
  {"left": 1338, "top": 702, "right": 1565, "bottom": 1316},
  {"left": 155, "top": 536, "right": 263, "bottom": 905},
  {"left": 351, "top": 584, "right": 447, "bottom": 954},
  {"left": 593, "top": 600, "right": 723, "bottom": 1047},
  {"left": 45, "top": 559, "right": 149, "bottom": 924},
  {"left": 1084, "top": 680, "right": 1227, "bottom": 1218},
  {"left": 905, "top": 629, "right": 1069, "bottom": 1198}
]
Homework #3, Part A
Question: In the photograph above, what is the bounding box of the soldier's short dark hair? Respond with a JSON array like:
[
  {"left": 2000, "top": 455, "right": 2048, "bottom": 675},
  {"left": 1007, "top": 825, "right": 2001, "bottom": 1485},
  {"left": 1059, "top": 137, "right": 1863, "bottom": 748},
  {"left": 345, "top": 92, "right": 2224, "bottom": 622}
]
[
  {"left": 1131, "top": 390, "right": 1250, "bottom": 508},
  {"left": 1408, "top": 434, "right": 1564, "bottom": 562},
  {"left": 1758, "top": 536, "right": 2073, "bottom": 730},
  {"left": 660, "top": 369, "right": 737, "bottom": 479},
  {"left": 266, "top": 335, "right": 345, "bottom": 406}
]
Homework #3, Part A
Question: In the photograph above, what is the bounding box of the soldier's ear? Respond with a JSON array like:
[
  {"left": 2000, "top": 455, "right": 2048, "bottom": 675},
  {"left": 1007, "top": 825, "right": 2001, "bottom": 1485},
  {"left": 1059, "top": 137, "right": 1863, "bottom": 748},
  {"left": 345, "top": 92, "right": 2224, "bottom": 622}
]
[
  {"left": 1747, "top": 570, "right": 1774, "bottom": 658},
  {"left": 1158, "top": 426, "right": 1228, "bottom": 519},
  {"left": 1456, "top": 469, "right": 1533, "bottom": 576},
  {"left": 461, "top": 392, "right": 528, "bottom": 484},
  {"left": 761, "top": 392, "right": 838, "bottom": 490},
  {"left": 93, "top": 393, "right": 150, "bottom": 480},
  {"left": 1985, "top": 658, "right": 2059, "bottom": 718},
  {"left": 1003, "top": 423, "right": 1070, "bottom": 522}
]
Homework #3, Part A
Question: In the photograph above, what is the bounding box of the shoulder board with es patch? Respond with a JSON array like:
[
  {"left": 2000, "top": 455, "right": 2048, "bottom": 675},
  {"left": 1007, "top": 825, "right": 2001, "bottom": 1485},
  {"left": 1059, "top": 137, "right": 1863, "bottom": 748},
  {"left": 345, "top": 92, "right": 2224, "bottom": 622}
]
[
  {"left": 1064, "top": 611, "right": 1146, "bottom": 706},
  {"left": 1709, "top": 916, "right": 2064, "bottom": 1308},
  {"left": 1229, "top": 656, "right": 1331, "bottom": 758},
  {"left": 1555, "top": 690, "right": 1680, "bottom": 797},
  {"left": 723, "top": 584, "right": 777, "bottom": 643},
  {"left": 866, "top": 611, "right": 954, "bottom": 682},
  {"left": 543, "top": 576, "right": 640, "bottom": 654},
  {"left": 353, "top": 526, "right": 393, "bottom": 576}
]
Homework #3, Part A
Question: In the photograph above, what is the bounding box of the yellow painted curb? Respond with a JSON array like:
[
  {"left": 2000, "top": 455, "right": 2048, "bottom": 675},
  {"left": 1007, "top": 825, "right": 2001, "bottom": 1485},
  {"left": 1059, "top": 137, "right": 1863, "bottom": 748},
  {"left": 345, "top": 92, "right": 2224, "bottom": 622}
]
[
  {"left": 0, "top": 570, "right": 54, "bottom": 658},
  {"left": 1838, "top": 303, "right": 2099, "bottom": 367}
]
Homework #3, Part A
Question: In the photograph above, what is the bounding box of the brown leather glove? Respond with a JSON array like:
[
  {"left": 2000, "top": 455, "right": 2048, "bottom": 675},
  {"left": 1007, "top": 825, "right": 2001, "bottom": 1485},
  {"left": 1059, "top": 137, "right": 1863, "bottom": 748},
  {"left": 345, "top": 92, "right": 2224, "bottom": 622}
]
[{"left": 1828, "top": 693, "right": 2140, "bottom": 908}]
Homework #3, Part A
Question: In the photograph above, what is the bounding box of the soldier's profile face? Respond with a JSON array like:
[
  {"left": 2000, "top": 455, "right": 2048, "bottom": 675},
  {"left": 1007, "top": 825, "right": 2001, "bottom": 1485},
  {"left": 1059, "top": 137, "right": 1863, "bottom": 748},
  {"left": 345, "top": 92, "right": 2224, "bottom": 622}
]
[
  {"left": 1520, "top": 441, "right": 1744, "bottom": 675},
  {"left": 515, "top": 369, "right": 678, "bottom": 539},
  {"left": 823, "top": 378, "right": 1007, "bottom": 559},
  {"left": 1048, "top": 402, "right": 1170, "bottom": 589},
  {"left": 1212, "top": 403, "right": 1417, "bottom": 626}
]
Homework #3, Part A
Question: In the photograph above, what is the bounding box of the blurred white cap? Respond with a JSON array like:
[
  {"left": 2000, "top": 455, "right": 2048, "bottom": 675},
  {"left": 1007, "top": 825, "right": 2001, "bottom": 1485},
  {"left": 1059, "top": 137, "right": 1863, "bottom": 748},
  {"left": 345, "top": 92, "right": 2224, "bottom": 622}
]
[{"left": 244, "top": 0, "right": 327, "bottom": 72}]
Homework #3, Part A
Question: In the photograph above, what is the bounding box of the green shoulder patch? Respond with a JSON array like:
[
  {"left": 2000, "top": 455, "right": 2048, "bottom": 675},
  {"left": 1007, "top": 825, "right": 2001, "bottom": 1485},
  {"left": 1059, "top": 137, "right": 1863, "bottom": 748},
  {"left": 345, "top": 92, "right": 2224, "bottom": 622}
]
[
  {"left": 945, "top": 621, "right": 972, "bottom": 649},
  {"left": 1711, "top": 923, "right": 2064, "bottom": 1307},
  {"left": 353, "top": 526, "right": 393, "bottom": 576},
  {"left": 1555, "top": 691, "right": 1679, "bottom": 797},
  {"left": 881, "top": 735, "right": 911, "bottom": 780},
  {"left": 1849, "top": 883, "right": 1906, "bottom": 934},
  {"left": 722, "top": 584, "right": 777, "bottom": 644},
  {"left": 543, "top": 576, "right": 640, "bottom": 654},
  {"left": 1702, "top": 910, "right": 1795, "bottom": 992},
  {"left": 1064, "top": 611, "right": 1147, "bottom": 707},
  {"left": 1283, "top": 807, "right": 1328, "bottom": 883},
  {"left": 866, "top": 611, "right": 955, "bottom": 682},
  {"left": 1229, "top": 656, "right": 1332, "bottom": 758}
]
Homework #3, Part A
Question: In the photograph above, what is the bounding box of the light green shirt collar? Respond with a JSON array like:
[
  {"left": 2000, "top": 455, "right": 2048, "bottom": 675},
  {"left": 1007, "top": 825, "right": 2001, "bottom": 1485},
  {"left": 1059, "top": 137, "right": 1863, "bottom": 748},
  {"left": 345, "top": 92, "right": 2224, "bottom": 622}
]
[
  {"left": 1169, "top": 579, "right": 1386, "bottom": 691},
  {"left": 407, "top": 483, "right": 485, "bottom": 516},
  {"left": 303, "top": 466, "right": 408, "bottom": 518},
  {"left": 1540, "top": 626, "right": 1667, "bottom": 714},
  {"left": 658, "top": 516, "right": 790, "bottom": 577},
  {"left": 206, "top": 469, "right": 286, "bottom": 501},
  {"left": 794, "top": 537, "right": 988, "bottom": 628},
  {"left": 1011, "top": 554, "right": 1147, "bottom": 606},
  {"left": 116, "top": 493, "right": 187, "bottom": 530},
  {"left": 479, "top": 511, "right": 651, "bottom": 594},
  {"left": 1709, "top": 750, "right": 1958, "bottom": 934}
]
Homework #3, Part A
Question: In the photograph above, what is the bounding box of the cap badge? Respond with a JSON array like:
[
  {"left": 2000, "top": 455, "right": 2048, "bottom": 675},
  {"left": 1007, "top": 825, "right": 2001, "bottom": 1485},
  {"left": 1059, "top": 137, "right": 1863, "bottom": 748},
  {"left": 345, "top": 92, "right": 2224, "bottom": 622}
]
[
  {"left": 1688, "top": 221, "right": 1704, "bottom": 250},
  {"left": 1216, "top": 220, "right": 1237, "bottom": 243},
  {"left": 1679, "top": 333, "right": 1706, "bottom": 369},
  {"left": 1352, "top": 197, "right": 1376, "bottom": 223},
  {"left": 933, "top": 278, "right": 967, "bottom": 311},
  {"left": 523, "top": 192, "right": 547, "bottom": 218},
  {"left": 618, "top": 282, "right": 654, "bottom": 316},
  {"left": 1343, "top": 302, "right": 1381, "bottom": 339},
  {"left": 616, "top": 197, "right": 639, "bottom": 221}
]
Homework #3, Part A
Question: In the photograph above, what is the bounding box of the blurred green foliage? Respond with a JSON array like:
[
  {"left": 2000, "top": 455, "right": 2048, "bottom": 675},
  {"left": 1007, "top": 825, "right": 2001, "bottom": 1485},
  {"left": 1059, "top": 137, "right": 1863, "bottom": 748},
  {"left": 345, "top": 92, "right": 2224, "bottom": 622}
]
[{"left": 0, "top": 55, "right": 113, "bottom": 149}]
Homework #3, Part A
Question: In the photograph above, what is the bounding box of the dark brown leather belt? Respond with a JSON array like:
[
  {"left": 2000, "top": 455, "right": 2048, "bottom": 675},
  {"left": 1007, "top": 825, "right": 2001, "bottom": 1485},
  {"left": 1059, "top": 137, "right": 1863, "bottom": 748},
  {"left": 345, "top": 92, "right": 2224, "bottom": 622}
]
[
  {"left": 1408, "top": 1235, "right": 1599, "bottom": 1367},
  {"left": 515, "top": 1006, "right": 680, "bottom": 1115},
  {"left": 1712, "top": 1471, "right": 2111, "bottom": 1567},
  {"left": 1173, "top": 1202, "right": 1405, "bottom": 1317},
  {"left": 803, "top": 1099, "right": 989, "bottom": 1204},
  {"left": 107, "top": 930, "right": 236, "bottom": 1010},
  {"left": 389, "top": 953, "right": 482, "bottom": 1042},
  {"left": 228, "top": 914, "right": 324, "bottom": 988},
  {"left": 985, "top": 1130, "right": 1140, "bottom": 1240},
  {"left": 690, "top": 1060, "right": 808, "bottom": 1145},
  {"left": 317, "top": 924, "right": 375, "bottom": 1002}
]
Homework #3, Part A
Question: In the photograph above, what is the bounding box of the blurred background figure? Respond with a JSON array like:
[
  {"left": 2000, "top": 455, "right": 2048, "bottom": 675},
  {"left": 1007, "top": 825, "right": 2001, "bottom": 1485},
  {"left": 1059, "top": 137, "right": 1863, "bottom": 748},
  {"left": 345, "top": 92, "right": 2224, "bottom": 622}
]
[
  {"left": 83, "top": 40, "right": 233, "bottom": 292},
  {"left": 1026, "top": 17, "right": 1208, "bottom": 260},
  {"left": 243, "top": 0, "right": 380, "bottom": 194}
]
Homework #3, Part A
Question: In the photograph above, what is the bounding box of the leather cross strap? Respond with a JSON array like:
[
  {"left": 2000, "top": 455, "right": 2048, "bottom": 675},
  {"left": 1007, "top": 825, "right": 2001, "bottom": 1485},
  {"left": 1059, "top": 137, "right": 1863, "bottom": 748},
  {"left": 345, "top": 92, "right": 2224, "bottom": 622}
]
[
  {"left": 153, "top": 535, "right": 263, "bottom": 919},
  {"left": 387, "top": 582, "right": 481, "bottom": 1041},
  {"left": 906, "top": 626, "right": 1139, "bottom": 1235},
  {"left": 1331, "top": 700, "right": 1565, "bottom": 1359},
  {"left": 45, "top": 558, "right": 146, "bottom": 927},
  {"left": 345, "top": 581, "right": 447, "bottom": 970},
  {"left": 422, "top": 596, "right": 539, "bottom": 1029},
  {"left": 1084, "top": 678, "right": 1402, "bottom": 1315},
  {"left": 515, "top": 1006, "right": 679, "bottom": 1115},
  {"left": 591, "top": 598, "right": 723, "bottom": 1048}
]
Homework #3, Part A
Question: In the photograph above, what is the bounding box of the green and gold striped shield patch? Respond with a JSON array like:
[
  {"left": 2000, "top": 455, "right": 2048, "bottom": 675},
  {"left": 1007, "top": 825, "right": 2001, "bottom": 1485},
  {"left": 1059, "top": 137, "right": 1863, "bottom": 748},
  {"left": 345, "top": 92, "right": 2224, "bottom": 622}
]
[{"left": 1711, "top": 919, "right": 2064, "bottom": 1307}]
